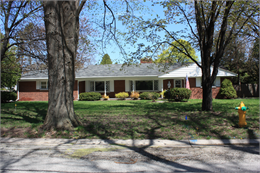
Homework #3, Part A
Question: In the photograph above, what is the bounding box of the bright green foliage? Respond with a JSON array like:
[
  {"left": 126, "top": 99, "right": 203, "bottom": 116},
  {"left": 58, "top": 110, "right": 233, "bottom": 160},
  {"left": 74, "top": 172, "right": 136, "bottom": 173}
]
[
  {"left": 165, "top": 88, "right": 191, "bottom": 101},
  {"left": 79, "top": 92, "right": 102, "bottom": 101},
  {"left": 115, "top": 92, "right": 129, "bottom": 99},
  {"left": 1, "top": 92, "right": 17, "bottom": 102},
  {"left": 139, "top": 92, "right": 160, "bottom": 100},
  {"left": 160, "top": 89, "right": 167, "bottom": 98},
  {"left": 219, "top": 79, "right": 237, "bottom": 99},
  {"left": 155, "top": 39, "right": 198, "bottom": 64},
  {"left": 100, "top": 54, "right": 112, "bottom": 64},
  {"left": 1, "top": 34, "right": 21, "bottom": 89}
]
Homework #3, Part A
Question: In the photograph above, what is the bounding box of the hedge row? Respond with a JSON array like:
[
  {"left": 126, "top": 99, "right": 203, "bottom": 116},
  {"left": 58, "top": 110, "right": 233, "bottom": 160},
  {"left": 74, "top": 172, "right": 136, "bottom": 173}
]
[
  {"left": 79, "top": 91, "right": 161, "bottom": 101},
  {"left": 79, "top": 92, "right": 102, "bottom": 101},
  {"left": 164, "top": 88, "right": 191, "bottom": 101},
  {"left": 1, "top": 92, "right": 17, "bottom": 102},
  {"left": 139, "top": 92, "right": 160, "bottom": 100}
]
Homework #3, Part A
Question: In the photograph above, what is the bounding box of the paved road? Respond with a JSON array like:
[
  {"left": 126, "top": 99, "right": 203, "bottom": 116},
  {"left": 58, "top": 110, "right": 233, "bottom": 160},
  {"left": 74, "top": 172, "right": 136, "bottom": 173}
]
[{"left": 1, "top": 138, "right": 260, "bottom": 172}]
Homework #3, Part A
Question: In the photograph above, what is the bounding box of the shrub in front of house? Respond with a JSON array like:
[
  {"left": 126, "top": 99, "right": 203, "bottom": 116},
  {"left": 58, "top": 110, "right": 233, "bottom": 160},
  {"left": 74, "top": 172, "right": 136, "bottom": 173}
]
[
  {"left": 165, "top": 88, "right": 191, "bottom": 101},
  {"left": 219, "top": 79, "right": 237, "bottom": 99},
  {"left": 130, "top": 91, "right": 139, "bottom": 99},
  {"left": 1, "top": 92, "right": 17, "bottom": 102},
  {"left": 115, "top": 92, "right": 129, "bottom": 99},
  {"left": 139, "top": 92, "right": 160, "bottom": 100},
  {"left": 79, "top": 92, "right": 102, "bottom": 101},
  {"left": 102, "top": 95, "right": 110, "bottom": 100}
]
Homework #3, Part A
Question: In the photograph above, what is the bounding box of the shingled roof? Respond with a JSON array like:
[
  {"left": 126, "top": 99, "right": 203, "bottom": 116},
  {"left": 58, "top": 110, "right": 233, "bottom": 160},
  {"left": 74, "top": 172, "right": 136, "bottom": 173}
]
[
  {"left": 21, "top": 63, "right": 187, "bottom": 79},
  {"left": 76, "top": 63, "right": 186, "bottom": 78}
]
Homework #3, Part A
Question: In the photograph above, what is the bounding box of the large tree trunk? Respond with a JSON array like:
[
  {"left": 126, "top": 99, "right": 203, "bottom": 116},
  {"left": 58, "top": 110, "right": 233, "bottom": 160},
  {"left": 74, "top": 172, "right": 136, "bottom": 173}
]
[
  {"left": 201, "top": 48, "right": 214, "bottom": 111},
  {"left": 202, "top": 76, "right": 213, "bottom": 111},
  {"left": 43, "top": 1, "right": 81, "bottom": 130}
]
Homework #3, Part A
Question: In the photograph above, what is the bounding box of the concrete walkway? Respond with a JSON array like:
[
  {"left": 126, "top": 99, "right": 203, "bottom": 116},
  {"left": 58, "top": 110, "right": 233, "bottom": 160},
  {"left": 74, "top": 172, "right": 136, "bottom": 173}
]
[{"left": 1, "top": 138, "right": 259, "bottom": 173}]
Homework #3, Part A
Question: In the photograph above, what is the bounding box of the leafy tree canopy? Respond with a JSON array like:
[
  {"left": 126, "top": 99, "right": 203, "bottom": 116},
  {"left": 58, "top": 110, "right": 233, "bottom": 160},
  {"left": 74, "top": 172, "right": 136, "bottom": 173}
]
[
  {"left": 246, "top": 38, "right": 259, "bottom": 83},
  {"left": 100, "top": 54, "right": 112, "bottom": 64},
  {"left": 155, "top": 39, "right": 198, "bottom": 64},
  {"left": 1, "top": 33, "right": 21, "bottom": 89}
]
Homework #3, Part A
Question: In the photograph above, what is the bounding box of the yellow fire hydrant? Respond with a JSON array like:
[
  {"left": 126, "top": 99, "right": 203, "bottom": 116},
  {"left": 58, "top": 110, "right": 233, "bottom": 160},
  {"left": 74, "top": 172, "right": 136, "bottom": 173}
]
[{"left": 235, "top": 102, "right": 249, "bottom": 127}]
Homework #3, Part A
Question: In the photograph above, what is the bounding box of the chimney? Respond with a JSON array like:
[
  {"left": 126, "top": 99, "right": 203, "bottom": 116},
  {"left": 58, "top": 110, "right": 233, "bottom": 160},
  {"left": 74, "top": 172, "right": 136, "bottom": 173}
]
[{"left": 140, "top": 58, "right": 153, "bottom": 63}]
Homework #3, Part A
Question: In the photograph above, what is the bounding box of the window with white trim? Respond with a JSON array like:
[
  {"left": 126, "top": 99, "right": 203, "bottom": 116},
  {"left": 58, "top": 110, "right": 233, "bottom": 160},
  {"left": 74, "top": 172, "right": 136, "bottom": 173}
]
[
  {"left": 130, "top": 81, "right": 133, "bottom": 91},
  {"left": 213, "top": 80, "right": 216, "bottom": 86},
  {"left": 154, "top": 80, "right": 158, "bottom": 90},
  {"left": 136, "top": 81, "right": 153, "bottom": 90},
  {"left": 90, "top": 81, "right": 110, "bottom": 92},
  {"left": 95, "top": 81, "right": 104, "bottom": 91},
  {"left": 175, "top": 80, "right": 181, "bottom": 88},
  {"left": 106, "top": 81, "right": 110, "bottom": 91},
  {"left": 130, "top": 80, "right": 159, "bottom": 91},
  {"left": 41, "top": 81, "right": 47, "bottom": 89}
]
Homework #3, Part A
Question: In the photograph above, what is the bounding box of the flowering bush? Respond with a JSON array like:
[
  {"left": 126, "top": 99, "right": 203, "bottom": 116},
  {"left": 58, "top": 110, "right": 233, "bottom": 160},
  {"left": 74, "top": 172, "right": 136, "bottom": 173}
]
[
  {"left": 130, "top": 91, "right": 139, "bottom": 99},
  {"left": 115, "top": 92, "right": 129, "bottom": 99},
  {"left": 160, "top": 89, "right": 167, "bottom": 98},
  {"left": 102, "top": 95, "right": 110, "bottom": 100}
]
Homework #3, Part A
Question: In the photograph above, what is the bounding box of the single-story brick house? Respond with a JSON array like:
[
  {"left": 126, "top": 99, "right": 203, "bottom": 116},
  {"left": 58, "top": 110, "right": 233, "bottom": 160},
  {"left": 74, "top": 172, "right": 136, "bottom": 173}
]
[{"left": 17, "top": 62, "right": 236, "bottom": 101}]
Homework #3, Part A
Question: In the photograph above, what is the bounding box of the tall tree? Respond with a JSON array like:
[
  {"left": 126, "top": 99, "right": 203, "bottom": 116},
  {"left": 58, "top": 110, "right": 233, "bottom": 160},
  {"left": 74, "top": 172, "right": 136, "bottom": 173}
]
[
  {"left": 100, "top": 53, "right": 112, "bottom": 64},
  {"left": 155, "top": 39, "right": 198, "bottom": 64},
  {"left": 1, "top": 47, "right": 21, "bottom": 89},
  {"left": 246, "top": 38, "right": 259, "bottom": 83},
  {"left": 1, "top": 33, "right": 21, "bottom": 89},
  {"left": 119, "top": 0, "right": 259, "bottom": 110},
  {"left": 42, "top": 1, "right": 85, "bottom": 130},
  {"left": 219, "top": 36, "right": 247, "bottom": 84},
  {"left": 0, "top": 0, "right": 43, "bottom": 61}
]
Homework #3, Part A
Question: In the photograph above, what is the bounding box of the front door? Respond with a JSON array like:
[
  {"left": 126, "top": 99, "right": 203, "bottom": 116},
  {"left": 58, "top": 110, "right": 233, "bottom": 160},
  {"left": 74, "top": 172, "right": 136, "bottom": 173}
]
[
  {"left": 114, "top": 80, "right": 125, "bottom": 94},
  {"left": 163, "top": 79, "right": 173, "bottom": 90}
]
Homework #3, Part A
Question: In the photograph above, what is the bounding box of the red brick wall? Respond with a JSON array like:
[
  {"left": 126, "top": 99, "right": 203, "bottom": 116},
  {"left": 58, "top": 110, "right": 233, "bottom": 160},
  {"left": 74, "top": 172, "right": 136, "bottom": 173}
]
[
  {"left": 19, "top": 81, "right": 48, "bottom": 101},
  {"left": 190, "top": 87, "right": 220, "bottom": 99},
  {"left": 19, "top": 80, "right": 78, "bottom": 101}
]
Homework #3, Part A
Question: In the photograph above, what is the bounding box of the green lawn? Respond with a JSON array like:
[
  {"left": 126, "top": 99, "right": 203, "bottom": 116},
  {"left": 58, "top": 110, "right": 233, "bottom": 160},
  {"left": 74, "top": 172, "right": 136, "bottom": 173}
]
[{"left": 1, "top": 99, "right": 259, "bottom": 140}]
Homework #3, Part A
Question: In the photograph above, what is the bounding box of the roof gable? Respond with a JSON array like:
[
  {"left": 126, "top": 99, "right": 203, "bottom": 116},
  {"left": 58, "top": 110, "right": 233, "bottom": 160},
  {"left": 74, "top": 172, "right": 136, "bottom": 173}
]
[{"left": 159, "top": 63, "right": 237, "bottom": 78}]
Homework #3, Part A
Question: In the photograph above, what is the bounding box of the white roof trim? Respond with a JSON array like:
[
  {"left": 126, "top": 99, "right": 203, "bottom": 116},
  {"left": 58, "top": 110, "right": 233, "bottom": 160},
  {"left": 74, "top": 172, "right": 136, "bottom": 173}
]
[
  {"left": 20, "top": 78, "right": 48, "bottom": 80},
  {"left": 76, "top": 75, "right": 158, "bottom": 79}
]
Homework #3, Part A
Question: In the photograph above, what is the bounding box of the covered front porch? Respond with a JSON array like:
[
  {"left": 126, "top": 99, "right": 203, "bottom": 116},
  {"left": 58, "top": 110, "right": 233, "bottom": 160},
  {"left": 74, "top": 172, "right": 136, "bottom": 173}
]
[{"left": 77, "top": 77, "right": 189, "bottom": 99}]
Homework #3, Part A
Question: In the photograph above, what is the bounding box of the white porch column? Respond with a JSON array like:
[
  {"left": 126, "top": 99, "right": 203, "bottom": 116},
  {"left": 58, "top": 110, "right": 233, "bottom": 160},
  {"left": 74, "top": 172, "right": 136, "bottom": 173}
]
[
  {"left": 17, "top": 81, "right": 19, "bottom": 101},
  {"left": 161, "top": 79, "right": 163, "bottom": 99},
  {"left": 132, "top": 80, "right": 135, "bottom": 93},
  {"left": 104, "top": 81, "right": 106, "bottom": 96},
  {"left": 77, "top": 80, "right": 79, "bottom": 100}
]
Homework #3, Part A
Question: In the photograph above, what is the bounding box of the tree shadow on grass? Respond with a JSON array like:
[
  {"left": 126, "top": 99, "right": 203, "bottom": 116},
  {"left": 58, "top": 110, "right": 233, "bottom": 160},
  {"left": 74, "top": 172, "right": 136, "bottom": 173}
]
[
  {"left": 80, "top": 108, "right": 258, "bottom": 152},
  {"left": 1, "top": 110, "right": 45, "bottom": 124},
  {"left": 1, "top": 103, "right": 47, "bottom": 129},
  {"left": 108, "top": 101, "right": 202, "bottom": 112}
]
